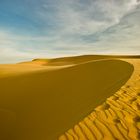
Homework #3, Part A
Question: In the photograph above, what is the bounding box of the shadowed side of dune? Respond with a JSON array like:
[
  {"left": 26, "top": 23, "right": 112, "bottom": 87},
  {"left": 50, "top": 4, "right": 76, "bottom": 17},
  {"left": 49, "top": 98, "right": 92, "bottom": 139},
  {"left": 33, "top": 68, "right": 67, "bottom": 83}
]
[{"left": 0, "top": 60, "right": 133, "bottom": 140}]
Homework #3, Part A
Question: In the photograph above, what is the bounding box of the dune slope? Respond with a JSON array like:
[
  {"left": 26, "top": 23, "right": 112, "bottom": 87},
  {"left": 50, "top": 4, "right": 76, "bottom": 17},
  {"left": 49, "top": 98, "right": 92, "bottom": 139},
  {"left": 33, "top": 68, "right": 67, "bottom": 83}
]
[
  {"left": 0, "top": 59, "right": 133, "bottom": 140},
  {"left": 59, "top": 59, "right": 140, "bottom": 140}
]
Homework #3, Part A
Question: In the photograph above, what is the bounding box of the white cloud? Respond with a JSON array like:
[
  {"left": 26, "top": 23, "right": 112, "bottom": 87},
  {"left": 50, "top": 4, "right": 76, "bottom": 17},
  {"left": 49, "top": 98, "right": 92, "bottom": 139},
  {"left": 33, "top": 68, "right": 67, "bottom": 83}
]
[
  {"left": 42, "top": 0, "right": 140, "bottom": 36},
  {"left": 0, "top": 0, "right": 140, "bottom": 63}
]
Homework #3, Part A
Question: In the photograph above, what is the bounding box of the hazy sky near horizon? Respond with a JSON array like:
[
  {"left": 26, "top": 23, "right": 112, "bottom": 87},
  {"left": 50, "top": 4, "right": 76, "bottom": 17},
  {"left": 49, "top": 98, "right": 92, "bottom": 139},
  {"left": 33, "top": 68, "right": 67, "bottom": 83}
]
[{"left": 0, "top": 0, "right": 140, "bottom": 63}]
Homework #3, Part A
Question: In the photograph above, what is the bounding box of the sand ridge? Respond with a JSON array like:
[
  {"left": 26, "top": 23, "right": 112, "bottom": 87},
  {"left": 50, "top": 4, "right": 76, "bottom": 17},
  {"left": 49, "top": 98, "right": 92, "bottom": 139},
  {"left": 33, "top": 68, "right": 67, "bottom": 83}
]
[{"left": 58, "top": 59, "right": 140, "bottom": 140}]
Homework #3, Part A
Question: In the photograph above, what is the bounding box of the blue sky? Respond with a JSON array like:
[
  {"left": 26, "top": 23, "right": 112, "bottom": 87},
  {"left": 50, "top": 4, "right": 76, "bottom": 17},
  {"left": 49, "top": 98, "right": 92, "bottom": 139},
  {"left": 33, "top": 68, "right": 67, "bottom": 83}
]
[{"left": 0, "top": 0, "right": 140, "bottom": 63}]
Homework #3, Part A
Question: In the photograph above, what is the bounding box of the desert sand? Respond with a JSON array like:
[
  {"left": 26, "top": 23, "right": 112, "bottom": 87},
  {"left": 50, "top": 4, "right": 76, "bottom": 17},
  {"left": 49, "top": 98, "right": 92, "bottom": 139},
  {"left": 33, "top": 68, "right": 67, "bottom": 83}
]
[
  {"left": 59, "top": 58, "right": 140, "bottom": 140},
  {"left": 0, "top": 55, "right": 139, "bottom": 140}
]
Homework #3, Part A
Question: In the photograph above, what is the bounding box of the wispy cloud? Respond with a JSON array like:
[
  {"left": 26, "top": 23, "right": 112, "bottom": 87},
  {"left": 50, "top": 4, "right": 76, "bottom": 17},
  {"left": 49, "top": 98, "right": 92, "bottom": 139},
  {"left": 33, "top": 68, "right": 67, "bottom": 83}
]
[{"left": 43, "top": 0, "right": 139, "bottom": 35}]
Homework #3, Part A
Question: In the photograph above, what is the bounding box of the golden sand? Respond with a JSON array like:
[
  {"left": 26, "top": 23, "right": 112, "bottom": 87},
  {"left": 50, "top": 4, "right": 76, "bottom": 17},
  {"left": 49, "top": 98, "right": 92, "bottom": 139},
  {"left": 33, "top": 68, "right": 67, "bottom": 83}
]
[{"left": 0, "top": 55, "right": 139, "bottom": 140}]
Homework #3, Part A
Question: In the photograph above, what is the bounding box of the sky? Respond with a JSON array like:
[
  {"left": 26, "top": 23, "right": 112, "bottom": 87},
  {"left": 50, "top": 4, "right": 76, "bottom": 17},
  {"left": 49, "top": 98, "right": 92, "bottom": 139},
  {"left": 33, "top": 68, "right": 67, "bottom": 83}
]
[{"left": 0, "top": 0, "right": 140, "bottom": 63}]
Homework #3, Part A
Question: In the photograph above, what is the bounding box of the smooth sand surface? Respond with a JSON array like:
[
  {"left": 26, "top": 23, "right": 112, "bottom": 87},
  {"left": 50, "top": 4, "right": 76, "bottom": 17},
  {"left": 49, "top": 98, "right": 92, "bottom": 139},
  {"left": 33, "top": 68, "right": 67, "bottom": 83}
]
[
  {"left": 0, "top": 57, "right": 133, "bottom": 140},
  {"left": 59, "top": 58, "right": 140, "bottom": 140}
]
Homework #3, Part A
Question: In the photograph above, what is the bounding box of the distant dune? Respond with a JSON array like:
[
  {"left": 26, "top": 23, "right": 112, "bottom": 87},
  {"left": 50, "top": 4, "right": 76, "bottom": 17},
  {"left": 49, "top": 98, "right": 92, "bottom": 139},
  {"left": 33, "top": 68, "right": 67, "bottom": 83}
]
[
  {"left": 31, "top": 54, "right": 140, "bottom": 66},
  {"left": 0, "top": 55, "right": 139, "bottom": 140}
]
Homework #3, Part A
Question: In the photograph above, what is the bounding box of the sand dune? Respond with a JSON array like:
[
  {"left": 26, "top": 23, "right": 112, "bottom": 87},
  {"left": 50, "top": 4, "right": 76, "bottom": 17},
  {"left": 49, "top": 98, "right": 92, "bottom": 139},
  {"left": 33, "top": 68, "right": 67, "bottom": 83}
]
[
  {"left": 59, "top": 58, "right": 140, "bottom": 140},
  {"left": 31, "top": 55, "right": 140, "bottom": 66},
  {"left": 0, "top": 58, "right": 133, "bottom": 140}
]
